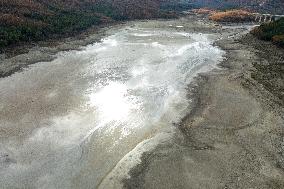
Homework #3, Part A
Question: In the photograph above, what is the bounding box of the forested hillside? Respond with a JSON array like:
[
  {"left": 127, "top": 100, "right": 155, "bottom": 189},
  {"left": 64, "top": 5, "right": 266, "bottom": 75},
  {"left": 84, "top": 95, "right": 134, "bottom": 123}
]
[
  {"left": 1, "top": 0, "right": 283, "bottom": 49},
  {"left": 251, "top": 18, "right": 284, "bottom": 47},
  {"left": 162, "top": 0, "right": 284, "bottom": 14},
  {"left": 0, "top": 0, "right": 163, "bottom": 49}
]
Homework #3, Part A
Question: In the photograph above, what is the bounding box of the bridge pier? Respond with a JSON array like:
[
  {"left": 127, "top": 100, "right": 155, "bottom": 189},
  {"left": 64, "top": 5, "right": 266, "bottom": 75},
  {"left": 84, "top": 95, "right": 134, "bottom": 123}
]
[
  {"left": 254, "top": 15, "right": 258, "bottom": 22},
  {"left": 253, "top": 13, "right": 284, "bottom": 23},
  {"left": 259, "top": 15, "right": 262, "bottom": 23}
]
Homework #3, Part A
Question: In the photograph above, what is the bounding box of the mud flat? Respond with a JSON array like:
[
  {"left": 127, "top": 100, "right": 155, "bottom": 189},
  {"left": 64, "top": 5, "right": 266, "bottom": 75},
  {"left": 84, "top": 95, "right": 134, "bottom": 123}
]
[
  {"left": 0, "top": 15, "right": 237, "bottom": 188},
  {"left": 1, "top": 15, "right": 283, "bottom": 189},
  {"left": 123, "top": 22, "right": 284, "bottom": 188}
]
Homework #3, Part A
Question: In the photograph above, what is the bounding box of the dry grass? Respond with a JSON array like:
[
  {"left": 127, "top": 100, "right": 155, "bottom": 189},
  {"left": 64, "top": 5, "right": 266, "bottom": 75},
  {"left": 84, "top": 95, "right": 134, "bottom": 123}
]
[{"left": 209, "top": 10, "right": 254, "bottom": 22}]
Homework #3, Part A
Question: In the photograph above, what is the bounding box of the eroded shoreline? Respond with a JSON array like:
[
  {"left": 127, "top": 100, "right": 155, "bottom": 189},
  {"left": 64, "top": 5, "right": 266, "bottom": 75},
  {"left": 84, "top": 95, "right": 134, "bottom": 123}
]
[{"left": 123, "top": 19, "right": 284, "bottom": 189}]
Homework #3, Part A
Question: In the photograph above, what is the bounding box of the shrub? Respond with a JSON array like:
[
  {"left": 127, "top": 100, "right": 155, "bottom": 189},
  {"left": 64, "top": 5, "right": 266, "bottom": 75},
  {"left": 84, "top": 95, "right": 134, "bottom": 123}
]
[
  {"left": 209, "top": 10, "right": 254, "bottom": 22},
  {"left": 272, "top": 35, "right": 284, "bottom": 47},
  {"left": 0, "top": 11, "right": 103, "bottom": 49},
  {"left": 0, "top": 0, "right": 166, "bottom": 49},
  {"left": 251, "top": 18, "right": 284, "bottom": 47}
]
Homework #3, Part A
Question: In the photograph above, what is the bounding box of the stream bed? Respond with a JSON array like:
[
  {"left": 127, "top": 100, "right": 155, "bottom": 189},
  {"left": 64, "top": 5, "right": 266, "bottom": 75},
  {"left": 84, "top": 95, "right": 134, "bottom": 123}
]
[{"left": 0, "top": 19, "right": 225, "bottom": 189}]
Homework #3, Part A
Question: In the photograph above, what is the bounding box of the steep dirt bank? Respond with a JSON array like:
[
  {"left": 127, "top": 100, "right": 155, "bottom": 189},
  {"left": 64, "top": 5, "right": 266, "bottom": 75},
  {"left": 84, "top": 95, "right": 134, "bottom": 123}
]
[{"left": 123, "top": 25, "right": 284, "bottom": 188}]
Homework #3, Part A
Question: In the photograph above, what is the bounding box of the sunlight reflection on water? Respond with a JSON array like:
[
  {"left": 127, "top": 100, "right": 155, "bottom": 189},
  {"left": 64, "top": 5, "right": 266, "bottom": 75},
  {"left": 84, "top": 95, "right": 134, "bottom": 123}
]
[
  {"left": 0, "top": 20, "right": 227, "bottom": 189},
  {"left": 89, "top": 82, "right": 137, "bottom": 122}
]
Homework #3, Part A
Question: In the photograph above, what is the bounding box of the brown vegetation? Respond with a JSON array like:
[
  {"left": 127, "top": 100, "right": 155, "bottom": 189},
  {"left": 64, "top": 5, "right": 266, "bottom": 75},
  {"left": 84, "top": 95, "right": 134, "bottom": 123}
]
[
  {"left": 0, "top": 0, "right": 168, "bottom": 49},
  {"left": 209, "top": 10, "right": 254, "bottom": 22},
  {"left": 109, "top": 0, "right": 161, "bottom": 19},
  {"left": 251, "top": 18, "right": 284, "bottom": 48},
  {"left": 272, "top": 35, "right": 284, "bottom": 47}
]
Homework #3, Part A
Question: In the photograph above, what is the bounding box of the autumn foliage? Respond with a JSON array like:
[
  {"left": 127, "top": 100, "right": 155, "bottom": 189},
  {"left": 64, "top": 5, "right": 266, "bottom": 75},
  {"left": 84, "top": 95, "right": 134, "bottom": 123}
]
[
  {"left": 0, "top": 0, "right": 166, "bottom": 49},
  {"left": 209, "top": 10, "right": 254, "bottom": 22}
]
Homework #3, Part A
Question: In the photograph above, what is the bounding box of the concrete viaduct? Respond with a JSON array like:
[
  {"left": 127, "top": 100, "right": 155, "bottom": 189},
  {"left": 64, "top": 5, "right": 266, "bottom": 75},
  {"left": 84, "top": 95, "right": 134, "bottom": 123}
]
[{"left": 253, "top": 13, "right": 284, "bottom": 23}]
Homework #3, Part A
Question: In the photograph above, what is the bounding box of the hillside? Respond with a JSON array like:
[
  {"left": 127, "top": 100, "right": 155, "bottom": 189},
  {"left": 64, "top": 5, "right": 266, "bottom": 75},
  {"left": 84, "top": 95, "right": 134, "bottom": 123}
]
[
  {"left": 1, "top": 0, "right": 283, "bottom": 50},
  {"left": 251, "top": 18, "right": 284, "bottom": 47},
  {"left": 164, "top": 0, "right": 284, "bottom": 14},
  {"left": 0, "top": 0, "right": 163, "bottom": 50}
]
